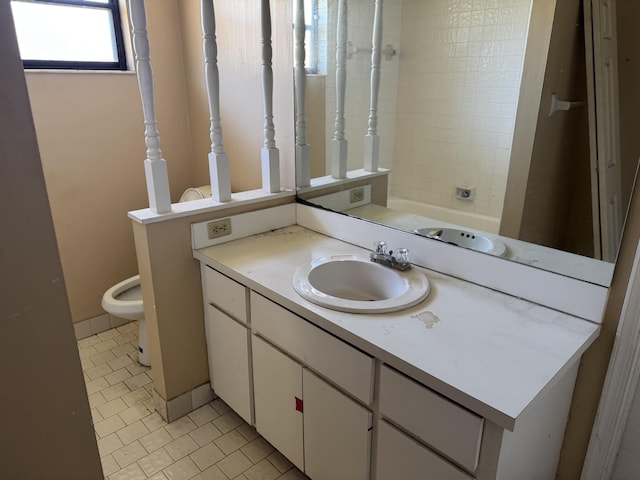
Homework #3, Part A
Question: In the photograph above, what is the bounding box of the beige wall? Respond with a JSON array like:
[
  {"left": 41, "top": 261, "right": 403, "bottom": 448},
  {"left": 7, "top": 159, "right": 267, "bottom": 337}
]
[
  {"left": 26, "top": 0, "right": 196, "bottom": 323},
  {"left": 133, "top": 196, "right": 294, "bottom": 401},
  {"left": 178, "top": 0, "right": 296, "bottom": 192},
  {"left": 0, "top": 4, "right": 102, "bottom": 477}
]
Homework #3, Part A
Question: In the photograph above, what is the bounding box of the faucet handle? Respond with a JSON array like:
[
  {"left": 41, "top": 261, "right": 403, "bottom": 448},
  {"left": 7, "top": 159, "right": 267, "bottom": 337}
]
[
  {"left": 373, "top": 241, "right": 388, "bottom": 255},
  {"left": 395, "top": 247, "right": 410, "bottom": 265}
]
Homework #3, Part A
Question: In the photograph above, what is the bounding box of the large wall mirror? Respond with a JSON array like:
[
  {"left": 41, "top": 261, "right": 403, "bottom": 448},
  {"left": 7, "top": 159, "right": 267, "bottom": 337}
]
[{"left": 293, "top": 0, "right": 640, "bottom": 287}]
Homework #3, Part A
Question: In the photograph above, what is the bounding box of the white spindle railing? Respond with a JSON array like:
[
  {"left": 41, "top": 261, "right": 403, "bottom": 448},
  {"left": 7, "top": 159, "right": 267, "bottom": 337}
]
[
  {"left": 260, "top": 0, "right": 281, "bottom": 193},
  {"left": 294, "top": 0, "right": 311, "bottom": 187},
  {"left": 201, "top": 0, "right": 231, "bottom": 202},
  {"left": 331, "top": 0, "right": 348, "bottom": 179},
  {"left": 128, "top": 0, "right": 171, "bottom": 214},
  {"left": 364, "top": 0, "right": 383, "bottom": 172}
]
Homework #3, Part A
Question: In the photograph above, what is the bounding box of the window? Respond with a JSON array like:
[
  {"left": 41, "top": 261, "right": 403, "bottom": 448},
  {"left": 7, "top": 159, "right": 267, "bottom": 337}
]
[
  {"left": 10, "top": 0, "right": 127, "bottom": 71},
  {"left": 298, "top": 0, "right": 327, "bottom": 75}
]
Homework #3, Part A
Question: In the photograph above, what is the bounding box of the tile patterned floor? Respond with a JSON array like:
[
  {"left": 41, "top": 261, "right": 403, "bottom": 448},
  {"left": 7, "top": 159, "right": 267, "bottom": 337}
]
[{"left": 78, "top": 323, "right": 309, "bottom": 480}]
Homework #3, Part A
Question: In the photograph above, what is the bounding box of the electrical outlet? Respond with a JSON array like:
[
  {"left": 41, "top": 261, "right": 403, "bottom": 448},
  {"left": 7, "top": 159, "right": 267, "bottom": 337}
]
[
  {"left": 350, "top": 187, "right": 365, "bottom": 204},
  {"left": 207, "top": 218, "right": 232, "bottom": 239}
]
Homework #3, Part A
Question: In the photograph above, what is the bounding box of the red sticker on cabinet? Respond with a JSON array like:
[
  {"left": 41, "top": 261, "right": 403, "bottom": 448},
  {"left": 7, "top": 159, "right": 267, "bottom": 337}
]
[{"left": 295, "top": 396, "right": 303, "bottom": 412}]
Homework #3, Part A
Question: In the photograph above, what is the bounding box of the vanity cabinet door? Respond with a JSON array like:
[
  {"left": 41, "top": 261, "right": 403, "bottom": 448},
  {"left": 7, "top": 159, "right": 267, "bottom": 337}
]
[
  {"left": 376, "top": 420, "right": 473, "bottom": 480},
  {"left": 303, "top": 369, "right": 372, "bottom": 480},
  {"left": 252, "top": 335, "right": 304, "bottom": 471},
  {"left": 204, "top": 305, "right": 252, "bottom": 424}
]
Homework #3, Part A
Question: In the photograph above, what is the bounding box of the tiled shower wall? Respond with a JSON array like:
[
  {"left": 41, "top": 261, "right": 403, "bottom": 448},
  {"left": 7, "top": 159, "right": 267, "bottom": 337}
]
[{"left": 390, "top": 0, "right": 532, "bottom": 222}]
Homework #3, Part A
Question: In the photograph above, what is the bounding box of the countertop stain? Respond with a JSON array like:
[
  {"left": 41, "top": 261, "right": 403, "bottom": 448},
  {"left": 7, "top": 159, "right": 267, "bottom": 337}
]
[{"left": 412, "top": 311, "right": 440, "bottom": 329}]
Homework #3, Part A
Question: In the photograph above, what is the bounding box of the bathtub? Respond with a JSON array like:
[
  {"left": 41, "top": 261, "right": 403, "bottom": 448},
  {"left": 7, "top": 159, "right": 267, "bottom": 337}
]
[{"left": 386, "top": 196, "right": 500, "bottom": 234}]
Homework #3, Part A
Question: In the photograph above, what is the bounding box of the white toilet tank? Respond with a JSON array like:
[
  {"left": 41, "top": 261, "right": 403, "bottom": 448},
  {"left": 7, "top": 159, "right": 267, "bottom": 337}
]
[{"left": 179, "top": 185, "right": 212, "bottom": 202}]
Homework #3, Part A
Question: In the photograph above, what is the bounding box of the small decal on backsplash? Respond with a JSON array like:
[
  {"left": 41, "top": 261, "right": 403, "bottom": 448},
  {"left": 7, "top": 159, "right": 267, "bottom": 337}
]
[{"left": 412, "top": 311, "right": 440, "bottom": 329}]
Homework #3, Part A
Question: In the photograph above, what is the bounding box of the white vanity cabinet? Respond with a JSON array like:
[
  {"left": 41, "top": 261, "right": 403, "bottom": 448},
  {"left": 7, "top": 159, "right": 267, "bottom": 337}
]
[
  {"left": 201, "top": 266, "right": 252, "bottom": 424},
  {"left": 251, "top": 293, "right": 373, "bottom": 480},
  {"left": 195, "top": 224, "right": 599, "bottom": 480}
]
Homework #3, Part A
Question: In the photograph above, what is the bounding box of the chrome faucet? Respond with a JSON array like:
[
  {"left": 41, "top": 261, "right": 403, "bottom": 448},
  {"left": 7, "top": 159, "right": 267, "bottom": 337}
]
[{"left": 370, "top": 241, "right": 411, "bottom": 271}]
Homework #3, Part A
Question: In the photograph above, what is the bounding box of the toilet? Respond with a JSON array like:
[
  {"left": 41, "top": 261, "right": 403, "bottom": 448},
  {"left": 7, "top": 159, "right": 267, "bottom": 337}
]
[
  {"left": 102, "top": 186, "right": 212, "bottom": 367},
  {"left": 102, "top": 275, "right": 149, "bottom": 366}
]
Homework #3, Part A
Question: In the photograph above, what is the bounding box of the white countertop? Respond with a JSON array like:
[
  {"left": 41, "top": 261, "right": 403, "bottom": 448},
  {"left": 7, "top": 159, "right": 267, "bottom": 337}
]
[{"left": 194, "top": 225, "right": 600, "bottom": 431}]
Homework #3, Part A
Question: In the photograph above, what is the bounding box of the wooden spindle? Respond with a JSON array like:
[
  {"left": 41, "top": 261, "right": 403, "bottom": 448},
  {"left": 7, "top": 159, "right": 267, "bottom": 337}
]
[
  {"left": 201, "top": 0, "right": 231, "bottom": 202},
  {"left": 260, "top": 0, "right": 280, "bottom": 193},
  {"left": 332, "top": 0, "right": 348, "bottom": 179},
  {"left": 364, "top": 0, "right": 383, "bottom": 172},
  {"left": 294, "top": 0, "right": 311, "bottom": 187},
  {"left": 128, "top": 0, "right": 171, "bottom": 214}
]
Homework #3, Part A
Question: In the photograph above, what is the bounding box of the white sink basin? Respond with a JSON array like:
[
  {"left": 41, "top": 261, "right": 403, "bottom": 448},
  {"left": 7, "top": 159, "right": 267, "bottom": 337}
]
[
  {"left": 293, "top": 255, "right": 430, "bottom": 313},
  {"left": 415, "top": 228, "right": 507, "bottom": 257}
]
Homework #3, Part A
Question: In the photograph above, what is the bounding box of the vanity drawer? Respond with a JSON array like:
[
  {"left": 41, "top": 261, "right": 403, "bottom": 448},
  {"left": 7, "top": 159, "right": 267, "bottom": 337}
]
[
  {"left": 379, "top": 365, "right": 483, "bottom": 472},
  {"left": 376, "top": 420, "right": 473, "bottom": 480},
  {"left": 203, "top": 266, "right": 248, "bottom": 323},
  {"left": 251, "top": 291, "right": 374, "bottom": 405}
]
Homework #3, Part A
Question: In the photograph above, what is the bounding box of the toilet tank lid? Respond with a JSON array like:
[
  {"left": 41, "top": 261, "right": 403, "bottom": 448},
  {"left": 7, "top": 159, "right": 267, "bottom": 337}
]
[{"left": 179, "top": 185, "right": 212, "bottom": 202}]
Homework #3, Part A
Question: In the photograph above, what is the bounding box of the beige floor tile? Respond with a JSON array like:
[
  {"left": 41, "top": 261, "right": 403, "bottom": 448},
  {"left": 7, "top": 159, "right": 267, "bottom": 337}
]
[
  {"left": 98, "top": 328, "right": 118, "bottom": 340},
  {"left": 138, "top": 447, "right": 174, "bottom": 477},
  {"left": 215, "top": 429, "right": 249, "bottom": 455},
  {"left": 117, "top": 419, "right": 150, "bottom": 445},
  {"left": 128, "top": 362, "right": 150, "bottom": 377},
  {"left": 91, "top": 350, "right": 117, "bottom": 366},
  {"left": 141, "top": 427, "right": 174, "bottom": 453},
  {"left": 95, "top": 338, "right": 119, "bottom": 352},
  {"left": 80, "top": 326, "right": 307, "bottom": 480},
  {"left": 243, "top": 458, "right": 281, "bottom": 480},
  {"left": 85, "top": 376, "right": 110, "bottom": 395},
  {"left": 142, "top": 412, "right": 168, "bottom": 432},
  {"left": 166, "top": 435, "right": 199, "bottom": 461},
  {"left": 213, "top": 411, "right": 244, "bottom": 434},
  {"left": 79, "top": 345, "right": 98, "bottom": 359},
  {"left": 88, "top": 391, "right": 107, "bottom": 409},
  {"left": 241, "top": 437, "right": 275, "bottom": 464},
  {"left": 165, "top": 416, "right": 197, "bottom": 439},
  {"left": 275, "top": 469, "right": 308, "bottom": 480},
  {"left": 98, "top": 432, "right": 125, "bottom": 457},
  {"left": 188, "top": 404, "right": 219, "bottom": 426},
  {"left": 189, "top": 423, "right": 223, "bottom": 447},
  {"left": 266, "top": 451, "right": 292, "bottom": 474},
  {"left": 101, "top": 454, "right": 120, "bottom": 477},
  {"left": 85, "top": 363, "right": 113, "bottom": 380},
  {"left": 102, "top": 382, "right": 131, "bottom": 402},
  {"left": 122, "top": 387, "right": 152, "bottom": 407},
  {"left": 112, "top": 440, "right": 148, "bottom": 468},
  {"left": 236, "top": 424, "right": 260, "bottom": 442},
  {"left": 91, "top": 407, "right": 104, "bottom": 423},
  {"left": 125, "top": 372, "right": 153, "bottom": 390},
  {"left": 114, "top": 332, "right": 138, "bottom": 346},
  {"left": 106, "top": 367, "right": 133, "bottom": 386},
  {"left": 109, "top": 463, "right": 148, "bottom": 480},
  {"left": 148, "top": 472, "right": 169, "bottom": 480},
  {"left": 112, "top": 342, "right": 136, "bottom": 357},
  {"left": 211, "top": 399, "right": 231, "bottom": 415},
  {"left": 120, "top": 403, "right": 153, "bottom": 425},
  {"left": 163, "top": 457, "right": 200, "bottom": 480},
  {"left": 192, "top": 464, "right": 228, "bottom": 480},
  {"left": 108, "top": 354, "right": 134, "bottom": 371},
  {"left": 95, "top": 414, "right": 127, "bottom": 438},
  {"left": 78, "top": 335, "right": 102, "bottom": 349},
  {"left": 189, "top": 442, "right": 226, "bottom": 471},
  {"left": 216, "top": 450, "right": 253, "bottom": 479},
  {"left": 80, "top": 356, "right": 96, "bottom": 371},
  {"left": 97, "top": 397, "right": 128, "bottom": 419}
]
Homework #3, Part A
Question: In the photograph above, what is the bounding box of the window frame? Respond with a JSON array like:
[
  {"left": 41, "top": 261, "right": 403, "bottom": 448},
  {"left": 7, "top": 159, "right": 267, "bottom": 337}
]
[{"left": 12, "top": 0, "right": 128, "bottom": 71}]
